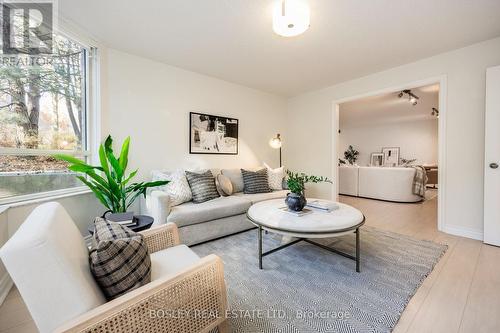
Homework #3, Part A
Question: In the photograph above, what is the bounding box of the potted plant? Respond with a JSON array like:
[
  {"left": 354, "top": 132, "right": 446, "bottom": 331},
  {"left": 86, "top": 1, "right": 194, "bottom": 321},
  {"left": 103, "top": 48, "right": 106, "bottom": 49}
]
[
  {"left": 344, "top": 145, "right": 359, "bottom": 165},
  {"left": 285, "top": 170, "right": 332, "bottom": 212},
  {"left": 55, "top": 135, "right": 169, "bottom": 216}
]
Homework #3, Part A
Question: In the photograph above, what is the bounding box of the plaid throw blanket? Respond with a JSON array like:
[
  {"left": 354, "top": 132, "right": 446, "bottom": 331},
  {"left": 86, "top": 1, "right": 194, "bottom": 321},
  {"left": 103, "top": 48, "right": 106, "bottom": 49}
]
[{"left": 412, "top": 166, "right": 428, "bottom": 198}]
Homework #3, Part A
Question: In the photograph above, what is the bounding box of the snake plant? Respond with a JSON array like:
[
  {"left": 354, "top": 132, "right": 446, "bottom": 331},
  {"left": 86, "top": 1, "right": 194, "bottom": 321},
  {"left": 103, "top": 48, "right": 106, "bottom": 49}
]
[{"left": 55, "top": 135, "right": 168, "bottom": 213}]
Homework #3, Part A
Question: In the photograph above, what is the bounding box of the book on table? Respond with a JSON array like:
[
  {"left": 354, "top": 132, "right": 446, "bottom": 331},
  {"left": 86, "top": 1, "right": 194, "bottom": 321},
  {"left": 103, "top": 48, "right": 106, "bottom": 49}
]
[
  {"left": 306, "top": 200, "right": 339, "bottom": 212},
  {"left": 106, "top": 212, "right": 138, "bottom": 227}
]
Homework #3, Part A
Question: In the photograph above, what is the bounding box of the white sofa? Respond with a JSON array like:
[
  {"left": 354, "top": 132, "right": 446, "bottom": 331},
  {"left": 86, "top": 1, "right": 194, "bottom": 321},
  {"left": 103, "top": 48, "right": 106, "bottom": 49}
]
[
  {"left": 143, "top": 168, "right": 288, "bottom": 245},
  {"left": 0, "top": 202, "right": 229, "bottom": 333},
  {"left": 339, "top": 165, "right": 422, "bottom": 203}
]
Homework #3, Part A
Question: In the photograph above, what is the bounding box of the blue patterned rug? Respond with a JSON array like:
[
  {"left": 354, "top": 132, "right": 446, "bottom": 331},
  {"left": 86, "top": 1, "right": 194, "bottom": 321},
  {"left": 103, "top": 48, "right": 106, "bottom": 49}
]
[{"left": 193, "top": 226, "right": 447, "bottom": 333}]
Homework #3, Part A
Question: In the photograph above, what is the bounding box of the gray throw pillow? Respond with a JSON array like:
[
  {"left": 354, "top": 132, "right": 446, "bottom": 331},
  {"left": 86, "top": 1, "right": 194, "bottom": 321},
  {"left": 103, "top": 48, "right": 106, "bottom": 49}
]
[
  {"left": 89, "top": 218, "right": 151, "bottom": 300},
  {"left": 241, "top": 168, "right": 272, "bottom": 194},
  {"left": 185, "top": 170, "right": 220, "bottom": 203}
]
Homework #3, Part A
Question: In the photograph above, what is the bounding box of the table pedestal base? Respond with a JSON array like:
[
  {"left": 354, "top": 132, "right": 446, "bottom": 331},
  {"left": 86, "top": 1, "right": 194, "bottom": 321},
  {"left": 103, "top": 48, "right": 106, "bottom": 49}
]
[{"left": 258, "top": 226, "right": 361, "bottom": 272}]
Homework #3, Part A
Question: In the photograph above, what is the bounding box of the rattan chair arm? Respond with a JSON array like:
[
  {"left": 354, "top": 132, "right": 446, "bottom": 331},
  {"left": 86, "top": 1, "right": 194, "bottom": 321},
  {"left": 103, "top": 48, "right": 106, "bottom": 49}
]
[
  {"left": 55, "top": 254, "right": 228, "bottom": 333},
  {"left": 140, "top": 222, "right": 180, "bottom": 253}
]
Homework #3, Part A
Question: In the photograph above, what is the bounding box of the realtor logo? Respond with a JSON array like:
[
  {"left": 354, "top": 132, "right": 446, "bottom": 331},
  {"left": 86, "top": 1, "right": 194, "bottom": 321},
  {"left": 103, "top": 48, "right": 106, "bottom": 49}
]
[{"left": 1, "top": 0, "right": 54, "bottom": 54}]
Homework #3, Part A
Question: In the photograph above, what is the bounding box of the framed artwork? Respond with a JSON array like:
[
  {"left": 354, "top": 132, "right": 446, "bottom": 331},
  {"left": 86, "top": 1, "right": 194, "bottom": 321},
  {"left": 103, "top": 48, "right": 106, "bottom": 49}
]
[
  {"left": 370, "top": 153, "right": 384, "bottom": 167},
  {"left": 189, "top": 112, "right": 239, "bottom": 154},
  {"left": 382, "top": 147, "right": 400, "bottom": 167}
]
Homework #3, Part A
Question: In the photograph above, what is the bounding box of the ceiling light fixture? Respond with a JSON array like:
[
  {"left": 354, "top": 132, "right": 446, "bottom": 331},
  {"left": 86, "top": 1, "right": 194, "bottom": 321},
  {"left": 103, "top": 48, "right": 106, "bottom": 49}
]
[
  {"left": 398, "top": 89, "right": 420, "bottom": 106},
  {"left": 273, "top": 0, "right": 310, "bottom": 37}
]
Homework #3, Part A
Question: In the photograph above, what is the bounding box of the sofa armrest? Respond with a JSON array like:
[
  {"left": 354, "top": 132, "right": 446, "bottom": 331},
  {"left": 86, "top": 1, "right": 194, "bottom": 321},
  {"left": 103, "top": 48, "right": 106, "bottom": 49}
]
[
  {"left": 55, "top": 255, "right": 229, "bottom": 333},
  {"left": 144, "top": 190, "right": 171, "bottom": 225},
  {"left": 140, "top": 223, "right": 180, "bottom": 253}
]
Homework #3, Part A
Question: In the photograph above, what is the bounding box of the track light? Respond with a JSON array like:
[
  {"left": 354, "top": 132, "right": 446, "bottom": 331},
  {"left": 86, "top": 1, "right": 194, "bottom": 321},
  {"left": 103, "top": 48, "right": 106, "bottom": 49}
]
[{"left": 398, "top": 89, "right": 419, "bottom": 106}]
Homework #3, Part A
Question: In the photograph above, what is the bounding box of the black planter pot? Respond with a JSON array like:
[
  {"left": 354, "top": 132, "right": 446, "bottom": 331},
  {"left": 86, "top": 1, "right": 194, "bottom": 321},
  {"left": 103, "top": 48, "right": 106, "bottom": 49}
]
[{"left": 285, "top": 192, "right": 307, "bottom": 212}]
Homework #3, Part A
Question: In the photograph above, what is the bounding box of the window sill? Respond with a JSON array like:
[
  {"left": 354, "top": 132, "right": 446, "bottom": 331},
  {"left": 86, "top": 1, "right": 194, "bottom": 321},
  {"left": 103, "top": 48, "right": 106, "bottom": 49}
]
[{"left": 0, "top": 187, "right": 92, "bottom": 209}]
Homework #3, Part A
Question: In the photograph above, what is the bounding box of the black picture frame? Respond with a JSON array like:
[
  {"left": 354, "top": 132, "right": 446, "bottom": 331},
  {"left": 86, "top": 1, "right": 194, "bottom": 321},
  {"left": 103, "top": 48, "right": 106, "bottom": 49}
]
[{"left": 189, "top": 112, "right": 239, "bottom": 155}]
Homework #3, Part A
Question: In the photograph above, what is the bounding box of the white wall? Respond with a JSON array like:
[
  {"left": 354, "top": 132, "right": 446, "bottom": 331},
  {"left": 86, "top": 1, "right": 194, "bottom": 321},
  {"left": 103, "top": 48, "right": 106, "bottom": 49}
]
[
  {"left": 339, "top": 119, "right": 438, "bottom": 166},
  {"left": 100, "top": 49, "right": 287, "bottom": 178},
  {"left": 286, "top": 37, "right": 500, "bottom": 239}
]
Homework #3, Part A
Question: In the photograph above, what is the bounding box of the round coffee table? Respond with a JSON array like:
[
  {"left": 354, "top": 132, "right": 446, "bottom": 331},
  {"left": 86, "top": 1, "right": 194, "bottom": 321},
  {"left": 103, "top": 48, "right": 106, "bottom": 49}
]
[{"left": 247, "top": 198, "right": 365, "bottom": 272}]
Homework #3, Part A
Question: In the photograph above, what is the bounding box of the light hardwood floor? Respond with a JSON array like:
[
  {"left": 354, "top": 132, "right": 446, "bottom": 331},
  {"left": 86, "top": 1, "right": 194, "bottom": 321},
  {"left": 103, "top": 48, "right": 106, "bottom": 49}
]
[{"left": 1, "top": 192, "right": 499, "bottom": 333}]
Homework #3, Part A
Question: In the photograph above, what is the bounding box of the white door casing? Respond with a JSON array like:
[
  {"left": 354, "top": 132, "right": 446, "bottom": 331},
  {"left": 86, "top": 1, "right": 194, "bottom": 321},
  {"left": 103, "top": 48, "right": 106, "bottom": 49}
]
[{"left": 484, "top": 65, "right": 500, "bottom": 246}]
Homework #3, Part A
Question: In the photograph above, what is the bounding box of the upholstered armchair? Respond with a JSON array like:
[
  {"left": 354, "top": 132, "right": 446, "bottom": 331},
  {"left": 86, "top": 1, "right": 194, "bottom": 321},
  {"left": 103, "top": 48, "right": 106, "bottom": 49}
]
[{"left": 0, "top": 202, "right": 229, "bottom": 333}]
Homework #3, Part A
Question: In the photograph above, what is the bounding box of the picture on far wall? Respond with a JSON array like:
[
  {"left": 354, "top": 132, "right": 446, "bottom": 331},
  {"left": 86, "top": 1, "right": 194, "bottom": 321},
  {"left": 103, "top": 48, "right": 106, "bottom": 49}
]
[
  {"left": 370, "top": 153, "right": 384, "bottom": 167},
  {"left": 189, "top": 112, "right": 239, "bottom": 154},
  {"left": 382, "top": 147, "right": 400, "bottom": 167}
]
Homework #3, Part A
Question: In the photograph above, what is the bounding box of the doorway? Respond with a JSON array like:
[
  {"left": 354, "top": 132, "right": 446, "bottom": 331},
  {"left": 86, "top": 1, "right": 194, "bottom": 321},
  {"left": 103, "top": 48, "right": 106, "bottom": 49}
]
[{"left": 331, "top": 76, "right": 447, "bottom": 232}]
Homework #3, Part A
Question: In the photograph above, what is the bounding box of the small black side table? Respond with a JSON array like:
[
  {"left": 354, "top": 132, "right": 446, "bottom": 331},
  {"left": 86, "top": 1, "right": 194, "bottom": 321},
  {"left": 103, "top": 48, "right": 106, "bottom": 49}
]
[{"left": 88, "top": 215, "right": 154, "bottom": 235}]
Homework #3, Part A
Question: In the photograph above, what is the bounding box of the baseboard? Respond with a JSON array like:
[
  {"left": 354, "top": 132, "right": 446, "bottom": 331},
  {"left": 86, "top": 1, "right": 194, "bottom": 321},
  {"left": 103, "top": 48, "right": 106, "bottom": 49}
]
[
  {"left": 442, "top": 224, "right": 483, "bottom": 241},
  {"left": 0, "top": 273, "right": 13, "bottom": 306}
]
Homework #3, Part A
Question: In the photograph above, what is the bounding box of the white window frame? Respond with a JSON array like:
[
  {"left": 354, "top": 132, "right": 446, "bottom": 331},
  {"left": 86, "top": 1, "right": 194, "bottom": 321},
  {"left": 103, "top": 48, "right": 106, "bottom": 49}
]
[{"left": 0, "top": 27, "right": 100, "bottom": 206}]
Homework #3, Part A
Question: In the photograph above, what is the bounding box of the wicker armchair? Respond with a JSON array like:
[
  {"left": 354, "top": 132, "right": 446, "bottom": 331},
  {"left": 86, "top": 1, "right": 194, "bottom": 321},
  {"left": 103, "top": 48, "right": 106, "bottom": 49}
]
[
  {"left": 0, "top": 203, "right": 229, "bottom": 333},
  {"left": 57, "top": 224, "right": 229, "bottom": 333}
]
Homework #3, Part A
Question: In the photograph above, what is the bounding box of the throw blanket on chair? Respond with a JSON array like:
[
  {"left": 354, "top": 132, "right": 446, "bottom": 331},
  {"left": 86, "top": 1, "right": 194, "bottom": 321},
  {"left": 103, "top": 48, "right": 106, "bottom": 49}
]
[{"left": 412, "top": 166, "right": 428, "bottom": 198}]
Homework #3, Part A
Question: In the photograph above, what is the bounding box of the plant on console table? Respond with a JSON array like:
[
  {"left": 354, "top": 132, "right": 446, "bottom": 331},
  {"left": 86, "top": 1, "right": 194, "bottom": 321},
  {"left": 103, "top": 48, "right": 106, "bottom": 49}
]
[
  {"left": 344, "top": 145, "right": 359, "bottom": 165},
  {"left": 54, "top": 135, "right": 169, "bottom": 215},
  {"left": 285, "top": 170, "right": 332, "bottom": 212}
]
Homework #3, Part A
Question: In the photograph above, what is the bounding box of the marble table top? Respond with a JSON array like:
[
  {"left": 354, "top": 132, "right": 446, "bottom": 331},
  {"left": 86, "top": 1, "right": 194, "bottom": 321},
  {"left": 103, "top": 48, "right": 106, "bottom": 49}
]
[{"left": 247, "top": 198, "right": 365, "bottom": 235}]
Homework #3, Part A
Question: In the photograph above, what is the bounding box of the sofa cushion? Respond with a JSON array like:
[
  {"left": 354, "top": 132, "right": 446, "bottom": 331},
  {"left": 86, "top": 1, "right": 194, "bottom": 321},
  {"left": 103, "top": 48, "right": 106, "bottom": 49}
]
[
  {"left": 167, "top": 196, "right": 252, "bottom": 227},
  {"left": 221, "top": 168, "right": 245, "bottom": 193},
  {"left": 234, "top": 190, "right": 288, "bottom": 204},
  {"left": 185, "top": 170, "right": 220, "bottom": 203},
  {"left": 241, "top": 168, "right": 272, "bottom": 194},
  {"left": 151, "top": 169, "right": 192, "bottom": 206},
  {"left": 216, "top": 174, "right": 233, "bottom": 196},
  {"left": 89, "top": 218, "right": 151, "bottom": 300},
  {"left": 150, "top": 245, "right": 200, "bottom": 280}
]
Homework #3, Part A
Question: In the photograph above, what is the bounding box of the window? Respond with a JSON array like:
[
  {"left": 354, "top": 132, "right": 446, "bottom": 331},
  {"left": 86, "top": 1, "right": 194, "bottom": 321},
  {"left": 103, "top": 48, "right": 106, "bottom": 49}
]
[{"left": 0, "top": 31, "right": 97, "bottom": 203}]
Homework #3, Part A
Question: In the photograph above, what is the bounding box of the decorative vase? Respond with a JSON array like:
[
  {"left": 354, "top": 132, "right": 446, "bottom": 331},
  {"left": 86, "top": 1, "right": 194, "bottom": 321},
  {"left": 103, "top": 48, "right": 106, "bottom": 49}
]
[{"left": 285, "top": 192, "right": 307, "bottom": 212}]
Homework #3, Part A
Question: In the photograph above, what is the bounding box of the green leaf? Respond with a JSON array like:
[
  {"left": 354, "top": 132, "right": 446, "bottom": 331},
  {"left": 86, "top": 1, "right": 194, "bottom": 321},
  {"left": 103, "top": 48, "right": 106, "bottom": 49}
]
[
  {"left": 104, "top": 136, "right": 124, "bottom": 181},
  {"left": 98, "top": 144, "right": 110, "bottom": 176},
  {"left": 77, "top": 176, "right": 112, "bottom": 211},
  {"left": 53, "top": 154, "right": 87, "bottom": 166},
  {"left": 104, "top": 135, "right": 113, "bottom": 153},
  {"left": 122, "top": 169, "right": 138, "bottom": 185},
  {"left": 99, "top": 144, "right": 120, "bottom": 199},
  {"left": 68, "top": 164, "right": 95, "bottom": 173},
  {"left": 118, "top": 137, "right": 130, "bottom": 173}
]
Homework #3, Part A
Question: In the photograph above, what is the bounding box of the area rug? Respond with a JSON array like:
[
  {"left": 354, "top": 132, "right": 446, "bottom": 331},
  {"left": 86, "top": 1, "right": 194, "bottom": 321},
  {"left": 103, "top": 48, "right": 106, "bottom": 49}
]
[{"left": 192, "top": 226, "right": 447, "bottom": 333}]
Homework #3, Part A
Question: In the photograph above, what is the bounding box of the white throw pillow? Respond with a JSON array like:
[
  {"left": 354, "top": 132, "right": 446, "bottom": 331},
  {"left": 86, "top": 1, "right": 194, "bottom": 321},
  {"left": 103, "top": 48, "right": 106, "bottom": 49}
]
[
  {"left": 151, "top": 170, "right": 192, "bottom": 206},
  {"left": 264, "top": 163, "right": 284, "bottom": 191}
]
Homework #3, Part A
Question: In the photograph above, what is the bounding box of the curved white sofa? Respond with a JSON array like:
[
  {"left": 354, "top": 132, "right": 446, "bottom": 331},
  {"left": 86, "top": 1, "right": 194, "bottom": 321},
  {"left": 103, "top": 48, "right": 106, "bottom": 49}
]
[{"left": 339, "top": 166, "right": 422, "bottom": 203}]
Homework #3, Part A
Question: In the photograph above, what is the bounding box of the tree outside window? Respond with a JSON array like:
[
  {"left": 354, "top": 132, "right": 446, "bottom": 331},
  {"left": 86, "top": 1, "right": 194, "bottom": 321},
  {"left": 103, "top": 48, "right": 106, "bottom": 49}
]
[{"left": 0, "top": 32, "right": 92, "bottom": 201}]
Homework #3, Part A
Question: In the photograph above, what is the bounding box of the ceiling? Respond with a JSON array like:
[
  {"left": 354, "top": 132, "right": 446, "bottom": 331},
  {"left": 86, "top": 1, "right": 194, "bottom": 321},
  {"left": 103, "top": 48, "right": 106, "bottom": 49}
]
[
  {"left": 59, "top": 0, "right": 500, "bottom": 96},
  {"left": 339, "top": 84, "right": 439, "bottom": 128}
]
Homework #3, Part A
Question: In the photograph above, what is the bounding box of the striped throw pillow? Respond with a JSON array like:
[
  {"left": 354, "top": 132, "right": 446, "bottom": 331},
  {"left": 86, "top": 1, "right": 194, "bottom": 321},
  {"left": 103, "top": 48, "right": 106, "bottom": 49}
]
[
  {"left": 185, "top": 170, "right": 220, "bottom": 203},
  {"left": 241, "top": 168, "right": 273, "bottom": 194},
  {"left": 89, "top": 218, "right": 151, "bottom": 300}
]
